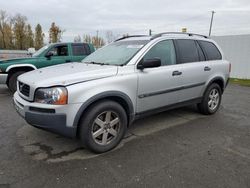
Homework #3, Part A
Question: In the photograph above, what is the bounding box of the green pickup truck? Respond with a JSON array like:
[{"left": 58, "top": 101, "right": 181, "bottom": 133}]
[{"left": 0, "top": 42, "right": 95, "bottom": 92}]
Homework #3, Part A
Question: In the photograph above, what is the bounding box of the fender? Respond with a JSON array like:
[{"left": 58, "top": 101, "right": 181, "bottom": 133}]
[
  {"left": 72, "top": 91, "right": 135, "bottom": 129},
  {"left": 6, "top": 64, "right": 37, "bottom": 72},
  {"left": 203, "top": 76, "right": 225, "bottom": 96}
]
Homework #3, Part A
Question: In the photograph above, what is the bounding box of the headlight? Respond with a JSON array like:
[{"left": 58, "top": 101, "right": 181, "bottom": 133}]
[{"left": 34, "top": 87, "right": 68, "bottom": 105}]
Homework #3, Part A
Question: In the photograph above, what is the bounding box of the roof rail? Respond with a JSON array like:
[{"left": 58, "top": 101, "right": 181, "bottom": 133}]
[
  {"left": 115, "top": 35, "right": 148, "bottom": 42},
  {"left": 150, "top": 32, "right": 209, "bottom": 40}
]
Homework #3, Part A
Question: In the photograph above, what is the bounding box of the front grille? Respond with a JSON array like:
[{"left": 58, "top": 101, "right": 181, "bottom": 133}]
[{"left": 19, "top": 81, "right": 30, "bottom": 97}]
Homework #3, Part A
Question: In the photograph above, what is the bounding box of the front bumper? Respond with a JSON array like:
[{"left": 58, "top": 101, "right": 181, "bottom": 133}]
[
  {"left": 0, "top": 73, "right": 8, "bottom": 84},
  {"left": 13, "top": 92, "right": 79, "bottom": 138}
]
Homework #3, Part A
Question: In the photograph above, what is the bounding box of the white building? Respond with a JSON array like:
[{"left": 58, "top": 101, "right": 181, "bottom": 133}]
[{"left": 212, "top": 34, "right": 250, "bottom": 79}]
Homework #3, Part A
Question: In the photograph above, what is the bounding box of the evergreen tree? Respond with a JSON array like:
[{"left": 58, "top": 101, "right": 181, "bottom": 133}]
[
  {"left": 13, "top": 14, "right": 27, "bottom": 50},
  {"left": 34, "top": 24, "right": 44, "bottom": 49},
  {"left": 25, "top": 24, "right": 34, "bottom": 48}
]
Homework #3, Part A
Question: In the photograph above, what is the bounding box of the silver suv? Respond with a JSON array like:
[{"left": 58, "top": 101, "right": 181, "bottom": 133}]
[{"left": 14, "top": 32, "right": 230, "bottom": 153}]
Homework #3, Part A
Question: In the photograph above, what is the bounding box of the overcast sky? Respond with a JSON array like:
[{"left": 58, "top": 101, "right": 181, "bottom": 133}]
[{"left": 1, "top": 0, "right": 250, "bottom": 42}]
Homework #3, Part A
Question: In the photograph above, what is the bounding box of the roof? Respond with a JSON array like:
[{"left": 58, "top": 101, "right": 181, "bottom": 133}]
[{"left": 116, "top": 32, "right": 210, "bottom": 42}]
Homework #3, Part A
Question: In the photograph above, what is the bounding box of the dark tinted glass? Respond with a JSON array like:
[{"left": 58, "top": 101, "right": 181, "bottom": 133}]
[
  {"left": 83, "top": 44, "right": 91, "bottom": 55},
  {"left": 196, "top": 42, "right": 205, "bottom": 61},
  {"left": 72, "top": 44, "right": 87, "bottom": 56},
  {"left": 48, "top": 45, "right": 68, "bottom": 56},
  {"left": 175, "top": 39, "right": 199, "bottom": 63},
  {"left": 143, "top": 40, "right": 176, "bottom": 66},
  {"left": 198, "top": 41, "right": 222, "bottom": 60}
]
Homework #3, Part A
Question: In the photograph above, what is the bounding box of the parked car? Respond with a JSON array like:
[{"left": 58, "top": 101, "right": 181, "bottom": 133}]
[
  {"left": 0, "top": 42, "right": 95, "bottom": 92},
  {"left": 13, "top": 32, "right": 230, "bottom": 153}
]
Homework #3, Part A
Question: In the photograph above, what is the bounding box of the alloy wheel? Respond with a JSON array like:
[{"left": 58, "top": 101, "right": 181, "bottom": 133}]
[{"left": 91, "top": 111, "right": 121, "bottom": 146}]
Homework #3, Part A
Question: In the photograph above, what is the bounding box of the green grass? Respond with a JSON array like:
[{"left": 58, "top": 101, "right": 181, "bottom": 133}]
[{"left": 229, "top": 78, "right": 250, "bottom": 87}]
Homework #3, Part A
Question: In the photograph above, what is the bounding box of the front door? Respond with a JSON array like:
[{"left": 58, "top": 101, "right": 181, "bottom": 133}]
[
  {"left": 137, "top": 40, "right": 182, "bottom": 113},
  {"left": 39, "top": 44, "right": 72, "bottom": 68}
]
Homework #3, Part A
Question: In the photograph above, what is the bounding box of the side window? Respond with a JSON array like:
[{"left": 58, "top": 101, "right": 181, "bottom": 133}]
[
  {"left": 83, "top": 44, "right": 91, "bottom": 55},
  {"left": 143, "top": 40, "right": 176, "bottom": 66},
  {"left": 72, "top": 44, "right": 89, "bottom": 56},
  {"left": 196, "top": 42, "right": 205, "bottom": 61},
  {"left": 175, "top": 39, "right": 199, "bottom": 63},
  {"left": 48, "top": 45, "right": 68, "bottom": 56},
  {"left": 198, "top": 41, "right": 222, "bottom": 60}
]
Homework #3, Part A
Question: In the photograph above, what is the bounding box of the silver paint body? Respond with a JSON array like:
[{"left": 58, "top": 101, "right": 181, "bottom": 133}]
[{"left": 13, "top": 35, "right": 230, "bottom": 130}]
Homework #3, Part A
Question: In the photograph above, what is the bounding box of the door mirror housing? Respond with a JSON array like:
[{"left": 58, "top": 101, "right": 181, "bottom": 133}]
[
  {"left": 45, "top": 51, "right": 54, "bottom": 59},
  {"left": 137, "top": 58, "right": 161, "bottom": 70}
]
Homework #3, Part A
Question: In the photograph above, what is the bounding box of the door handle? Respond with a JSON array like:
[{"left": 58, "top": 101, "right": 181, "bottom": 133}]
[
  {"left": 204, "top": 66, "right": 211, "bottom": 71},
  {"left": 172, "top": 71, "right": 182, "bottom": 76},
  {"left": 65, "top": 60, "right": 71, "bottom": 63}
]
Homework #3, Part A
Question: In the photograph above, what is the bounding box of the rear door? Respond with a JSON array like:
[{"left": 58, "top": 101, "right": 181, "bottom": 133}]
[
  {"left": 174, "top": 39, "right": 209, "bottom": 102},
  {"left": 71, "top": 43, "right": 92, "bottom": 62},
  {"left": 137, "top": 40, "right": 183, "bottom": 113},
  {"left": 197, "top": 40, "right": 223, "bottom": 80}
]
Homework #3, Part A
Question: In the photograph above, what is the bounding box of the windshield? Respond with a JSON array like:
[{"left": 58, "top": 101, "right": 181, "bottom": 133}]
[
  {"left": 32, "top": 45, "right": 50, "bottom": 57},
  {"left": 82, "top": 40, "right": 148, "bottom": 65}
]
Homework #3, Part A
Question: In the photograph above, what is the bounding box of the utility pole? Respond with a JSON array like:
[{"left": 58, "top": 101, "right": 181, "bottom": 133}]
[
  {"left": 96, "top": 30, "right": 99, "bottom": 48},
  {"left": 149, "top": 29, "right": 152, "bottom": 36},
  {"left": 209, "top": 11, "right": 215, "bottom": 36}
]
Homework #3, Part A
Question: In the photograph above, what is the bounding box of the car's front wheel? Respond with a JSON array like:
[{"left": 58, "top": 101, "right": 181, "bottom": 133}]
[
  {"left": 79, "top": 100, "right": 127, "bottom": 153},
  {"left": 198, "top": 83, "right": 222, "bottom": 115},
  {"left": 8, "top": 71, "right": 26, "bottom": 93}
]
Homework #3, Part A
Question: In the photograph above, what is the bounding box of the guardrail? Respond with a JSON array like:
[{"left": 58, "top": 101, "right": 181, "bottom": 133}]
[{"left": 0, "top": 50, "right": 31, "bottom": 59}]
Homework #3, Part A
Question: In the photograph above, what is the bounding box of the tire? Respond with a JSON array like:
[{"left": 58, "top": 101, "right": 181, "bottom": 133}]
[
  {"left": 198, "top": 83, "right": 222, "bottom": 115},
  {"left": 8, "top": 71, "right": 26, "bottom": 93},
  {"left": 79, "top": 100, "right": 128, "bottom": 153}
]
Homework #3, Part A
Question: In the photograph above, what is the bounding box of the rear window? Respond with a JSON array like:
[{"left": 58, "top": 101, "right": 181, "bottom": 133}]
[
  {"left": 72, "top": 44, "right": 91, "bottom": 56},
  {"left": 198, "top": 41, "right": 222, "bottom": 60},
  {"left": 175, "top": 39, "right": 199, "bottom": 63}
]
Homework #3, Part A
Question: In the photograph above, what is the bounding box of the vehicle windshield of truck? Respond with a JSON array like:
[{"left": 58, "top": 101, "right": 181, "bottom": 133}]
[
  {"left": 82, "top": 40, "right": 148, "bottom": 66},
  {"left": 32, "top": 45, "right": 50, "bottom": 57}
]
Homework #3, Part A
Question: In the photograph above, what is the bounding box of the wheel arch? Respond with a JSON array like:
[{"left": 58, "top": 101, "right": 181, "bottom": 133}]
[
  {"left": 6, "top": 64, "right": 37, "bottom": 84},
  {"left": 73, "top": 91, "right": 135, "bottom": 136},
  {"left": 204, "top": 76, "right": 225, "bottom": 95},
  {"left": 6, "top": 64, "right": 37, "bottom": 72}
]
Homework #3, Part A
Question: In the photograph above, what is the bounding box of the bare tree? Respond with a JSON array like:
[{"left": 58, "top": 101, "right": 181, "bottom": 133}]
[
  {"left": 82, "top": 34, "right": 105, "bottom": 48},
  {"left": 74, "top": 35, "right": 81, "bottom": 42},
  {"left": 49, "top": 22, "right": 63, "bottom": 43},
  {"left": 92, "top": 36, "right": 105, "bottom": 48},
  {"left": 83, "top": 34, "right": 92, "bottom": 43},
  {"left": 0, "top": 10, "right": 9, "bottom": 48},
  {"left": 105, "top": 30, "right": 115, "bottom": 43}
]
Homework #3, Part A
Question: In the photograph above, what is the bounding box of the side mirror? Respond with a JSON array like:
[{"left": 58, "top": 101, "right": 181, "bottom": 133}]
[
  {"left": 137, "top": 58, "right": 161, "bottom": 70},
  {"left": 45, "top": 51, "right": 54, "bottom": 59}
]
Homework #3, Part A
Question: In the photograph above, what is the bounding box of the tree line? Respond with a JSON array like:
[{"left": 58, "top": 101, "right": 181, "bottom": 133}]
[
  {"left": 0, "top": 10, "right": 63, "bottom": 50},
  {"left": 0, "top": 9, "right": 120, "bottom": 51}
]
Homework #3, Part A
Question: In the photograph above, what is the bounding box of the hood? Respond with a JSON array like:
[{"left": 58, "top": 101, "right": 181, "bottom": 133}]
[
  {"left": 18, "top": 63, "right": 118, "bottom": 88},
  {"left": 0, "top": 57, "right": 35, "bottom": 64}
]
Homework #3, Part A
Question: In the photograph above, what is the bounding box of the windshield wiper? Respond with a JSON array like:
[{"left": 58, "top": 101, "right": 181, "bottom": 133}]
[{"left": 84, "top": 61, "right": 109, "bottom": 66}]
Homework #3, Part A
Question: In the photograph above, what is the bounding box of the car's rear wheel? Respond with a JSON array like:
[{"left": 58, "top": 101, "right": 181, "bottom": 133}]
[
  {"left": 79, "top": 100, "right": 127, "bottom": 153},
  {"left": 198, "top": 83, "right": 222, "bottom": 115},
  {"left": 8, "top": 71, "right": 26, "bottom": 93}
]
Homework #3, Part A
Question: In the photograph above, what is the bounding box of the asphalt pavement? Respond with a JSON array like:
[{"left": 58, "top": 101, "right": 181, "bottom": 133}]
[{"left": 0, "top": 84, "right": 249, "bottom": 188}]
